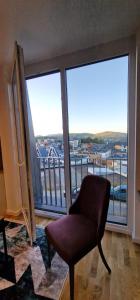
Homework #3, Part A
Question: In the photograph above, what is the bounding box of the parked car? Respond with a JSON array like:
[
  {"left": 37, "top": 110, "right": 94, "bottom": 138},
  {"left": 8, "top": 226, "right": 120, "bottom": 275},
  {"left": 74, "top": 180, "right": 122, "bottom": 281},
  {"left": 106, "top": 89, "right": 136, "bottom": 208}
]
[
  {"left": 71, "top": 187, "right": 80, "bottom": 199},
  {"left": 110, "top": 184, "right": 127, "bottom": 201},
  {"left": 64, "top": 187, "right": 80, "bottom": 199}
]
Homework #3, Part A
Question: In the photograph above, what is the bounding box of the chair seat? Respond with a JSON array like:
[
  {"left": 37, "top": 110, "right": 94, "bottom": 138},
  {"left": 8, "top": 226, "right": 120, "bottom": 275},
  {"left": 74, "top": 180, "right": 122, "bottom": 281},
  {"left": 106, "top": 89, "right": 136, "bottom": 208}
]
[{"left": 46, "top": 214, "right": 98, "bottom": 264}]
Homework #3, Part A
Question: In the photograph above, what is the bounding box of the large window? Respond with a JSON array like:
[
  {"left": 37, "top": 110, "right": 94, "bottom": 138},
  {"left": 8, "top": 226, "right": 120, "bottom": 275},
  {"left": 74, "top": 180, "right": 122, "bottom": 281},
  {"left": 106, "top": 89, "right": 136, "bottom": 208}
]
[{"left": 27, "top": 56, "right": 128, "bottom": 225}]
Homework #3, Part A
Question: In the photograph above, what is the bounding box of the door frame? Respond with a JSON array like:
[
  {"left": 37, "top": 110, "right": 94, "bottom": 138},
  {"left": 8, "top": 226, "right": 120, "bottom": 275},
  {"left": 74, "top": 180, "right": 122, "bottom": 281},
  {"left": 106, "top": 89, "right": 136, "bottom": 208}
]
[
  {"left": 25, "top": 36, "right": 136, "bottom": 234},
  {"left": 10, "top": 42, "right": 36, "bottom": 243}
]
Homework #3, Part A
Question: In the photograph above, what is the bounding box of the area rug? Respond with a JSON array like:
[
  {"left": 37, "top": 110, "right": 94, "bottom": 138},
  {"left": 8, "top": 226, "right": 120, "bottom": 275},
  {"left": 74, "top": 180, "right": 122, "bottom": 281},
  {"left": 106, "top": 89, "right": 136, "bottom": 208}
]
[{"left": 0, "top": 222, "right": 68, "bottom": 300}]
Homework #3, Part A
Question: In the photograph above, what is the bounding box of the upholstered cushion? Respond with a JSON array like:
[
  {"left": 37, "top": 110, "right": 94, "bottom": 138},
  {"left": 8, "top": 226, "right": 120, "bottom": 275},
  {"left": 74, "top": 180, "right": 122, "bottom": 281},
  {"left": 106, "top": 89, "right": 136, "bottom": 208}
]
[
  {"left": 46, "top": 214, "right": 98, "bottom": 264},
  {"left": 69, "top": 175, "right": 110, "bottom": 239}
]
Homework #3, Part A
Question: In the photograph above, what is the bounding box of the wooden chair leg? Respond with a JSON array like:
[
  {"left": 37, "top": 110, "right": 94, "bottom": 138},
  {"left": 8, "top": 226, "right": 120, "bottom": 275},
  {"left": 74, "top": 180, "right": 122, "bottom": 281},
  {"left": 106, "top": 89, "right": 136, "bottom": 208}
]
[
  {"left": 47, "top": 239, "right": 51, "bottom": 268},
  {"left": 69, "top": 265, "right": 74, "bottom": 300},
  {"left": 2, "top": 229, "right": 8, "bottom": 261},
  {"left": 98, "top": 242, "right": 111, "bottom": 274}
]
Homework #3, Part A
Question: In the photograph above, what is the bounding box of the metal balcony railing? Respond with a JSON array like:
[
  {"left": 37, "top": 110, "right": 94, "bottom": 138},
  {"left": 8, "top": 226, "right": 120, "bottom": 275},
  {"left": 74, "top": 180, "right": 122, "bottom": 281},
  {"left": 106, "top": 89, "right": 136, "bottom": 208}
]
[{"left": 35, "top": 156, "right": 128, "bottom": 224}]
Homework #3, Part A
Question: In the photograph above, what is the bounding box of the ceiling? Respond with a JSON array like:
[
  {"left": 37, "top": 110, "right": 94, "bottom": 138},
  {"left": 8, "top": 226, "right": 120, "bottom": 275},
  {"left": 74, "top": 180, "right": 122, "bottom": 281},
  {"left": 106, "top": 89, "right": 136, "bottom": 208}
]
[{"left": 1, "top": 0, "right": 140, "bottom": 66}]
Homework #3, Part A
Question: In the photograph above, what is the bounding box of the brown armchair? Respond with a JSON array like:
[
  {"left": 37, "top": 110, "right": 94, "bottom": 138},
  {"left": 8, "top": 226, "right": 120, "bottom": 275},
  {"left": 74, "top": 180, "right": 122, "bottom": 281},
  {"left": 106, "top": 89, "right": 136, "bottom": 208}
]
[{"left": 45, "top": 175, "right": 111, "bottom": 300}]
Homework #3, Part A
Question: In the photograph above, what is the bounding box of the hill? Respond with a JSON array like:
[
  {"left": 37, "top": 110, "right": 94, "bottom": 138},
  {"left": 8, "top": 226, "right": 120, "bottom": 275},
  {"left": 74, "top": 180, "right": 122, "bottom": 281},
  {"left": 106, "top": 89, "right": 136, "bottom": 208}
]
[
  {"left": 95, "top": 131, "right": 127, "bottom": 140},
  {"left": 36, "top": 131, "right": 127, "bottom": 142}
]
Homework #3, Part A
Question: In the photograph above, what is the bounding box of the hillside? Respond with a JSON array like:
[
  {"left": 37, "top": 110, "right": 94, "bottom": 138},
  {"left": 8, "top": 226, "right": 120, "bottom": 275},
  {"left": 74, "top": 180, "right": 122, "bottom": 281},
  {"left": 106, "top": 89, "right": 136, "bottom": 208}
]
[
  {"left": 36, "top": 131, "right": 127, "bottom": 141},
  {"left": 95, "top": 131, "right": 127, "bottom": 140}
]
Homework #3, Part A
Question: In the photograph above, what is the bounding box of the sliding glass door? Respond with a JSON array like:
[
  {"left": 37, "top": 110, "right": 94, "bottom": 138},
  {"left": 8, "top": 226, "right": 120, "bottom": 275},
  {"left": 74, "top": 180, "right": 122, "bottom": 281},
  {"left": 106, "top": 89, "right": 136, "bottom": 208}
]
[
  {"left": 27, "top": 72, "right": 66, "bottom": 214},
  {"left": 66, "top": 56, "right": 128, "bottom": 225},
  {"left": 26, "top": 55, "right": 128, "bottom": 225}
]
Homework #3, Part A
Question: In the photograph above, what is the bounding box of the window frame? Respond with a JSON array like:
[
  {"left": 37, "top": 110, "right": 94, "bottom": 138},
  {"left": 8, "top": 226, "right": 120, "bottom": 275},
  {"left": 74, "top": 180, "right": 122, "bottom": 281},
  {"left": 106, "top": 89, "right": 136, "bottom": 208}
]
[{"left": 25, "top": 37, "right": 136, "bottom": 234}]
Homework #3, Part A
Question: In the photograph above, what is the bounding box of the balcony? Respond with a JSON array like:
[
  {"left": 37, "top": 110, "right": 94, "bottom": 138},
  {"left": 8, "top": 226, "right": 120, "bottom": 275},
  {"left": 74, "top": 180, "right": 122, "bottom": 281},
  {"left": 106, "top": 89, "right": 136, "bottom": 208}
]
[{"left": 35, "top": 156, "right": 127, "bottom": 225}]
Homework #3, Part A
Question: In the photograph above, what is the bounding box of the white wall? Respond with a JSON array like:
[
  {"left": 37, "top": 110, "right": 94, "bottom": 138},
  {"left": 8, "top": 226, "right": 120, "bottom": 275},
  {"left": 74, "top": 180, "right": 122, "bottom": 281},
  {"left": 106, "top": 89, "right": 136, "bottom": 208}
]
[{"left": 25, "top": 36, "right": 134, "bottom": 76}]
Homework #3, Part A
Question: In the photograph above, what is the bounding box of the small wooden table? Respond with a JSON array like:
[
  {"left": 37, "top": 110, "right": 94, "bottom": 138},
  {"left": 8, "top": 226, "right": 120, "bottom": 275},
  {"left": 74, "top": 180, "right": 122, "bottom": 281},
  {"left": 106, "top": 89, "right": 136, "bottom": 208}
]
[{"left": 0, "top": 218, "right": 8, "bottom": 259}]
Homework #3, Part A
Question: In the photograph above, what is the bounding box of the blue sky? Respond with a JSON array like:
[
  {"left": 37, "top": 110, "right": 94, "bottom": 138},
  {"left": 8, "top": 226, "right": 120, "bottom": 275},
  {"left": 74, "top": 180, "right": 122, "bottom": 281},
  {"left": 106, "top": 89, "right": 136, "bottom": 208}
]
[{"left": 27, "top": 56, "right": 128, "bottom": 136}]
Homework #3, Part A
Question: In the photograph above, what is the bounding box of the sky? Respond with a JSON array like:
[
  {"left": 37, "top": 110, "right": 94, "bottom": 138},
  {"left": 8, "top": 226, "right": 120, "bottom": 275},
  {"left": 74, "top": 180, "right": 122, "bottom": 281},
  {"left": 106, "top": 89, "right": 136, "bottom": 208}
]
[{"left": 26, "top": 56, "right": 128, "bottom": 136}]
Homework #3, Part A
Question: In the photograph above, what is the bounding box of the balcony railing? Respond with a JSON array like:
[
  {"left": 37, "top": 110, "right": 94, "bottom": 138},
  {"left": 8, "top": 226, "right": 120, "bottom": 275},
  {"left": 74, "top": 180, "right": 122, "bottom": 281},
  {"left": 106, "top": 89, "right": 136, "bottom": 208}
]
[{"left": 35, "top": 156, "right": 127, "bottom": 224}]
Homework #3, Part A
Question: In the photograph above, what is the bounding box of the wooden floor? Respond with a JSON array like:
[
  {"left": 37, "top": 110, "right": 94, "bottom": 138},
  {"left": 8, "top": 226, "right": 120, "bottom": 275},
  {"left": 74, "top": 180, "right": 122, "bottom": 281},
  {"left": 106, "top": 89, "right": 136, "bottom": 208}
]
[
  {"left": 6, "top": 214, "right": 140, "bottom": 300},
  {"left": 36, "top": 216, "right": 140, "bottom": 300}
]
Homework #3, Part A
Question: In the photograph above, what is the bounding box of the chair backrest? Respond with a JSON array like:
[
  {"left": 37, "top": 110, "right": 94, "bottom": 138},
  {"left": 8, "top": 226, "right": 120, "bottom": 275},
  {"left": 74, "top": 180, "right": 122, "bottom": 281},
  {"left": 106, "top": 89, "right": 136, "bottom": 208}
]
[{"left": 71, "top": 175, "right": 111, "bottom": 240}]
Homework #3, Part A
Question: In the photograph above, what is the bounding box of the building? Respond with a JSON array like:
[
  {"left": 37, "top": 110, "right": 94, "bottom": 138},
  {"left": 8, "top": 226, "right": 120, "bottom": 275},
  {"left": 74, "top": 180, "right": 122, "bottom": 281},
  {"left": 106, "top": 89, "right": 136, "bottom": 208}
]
[
  {"left": 48, "top": 145, "right": 64, "bottom": 158},
  {"left": 69, "top": 139, "right": 79, "bottom": 150},
  {"left": 37, "top": 145, "right": 49, "bottom": 158},
  {"left": 97, "top": 149, "right": 112, "bottom": 159}
]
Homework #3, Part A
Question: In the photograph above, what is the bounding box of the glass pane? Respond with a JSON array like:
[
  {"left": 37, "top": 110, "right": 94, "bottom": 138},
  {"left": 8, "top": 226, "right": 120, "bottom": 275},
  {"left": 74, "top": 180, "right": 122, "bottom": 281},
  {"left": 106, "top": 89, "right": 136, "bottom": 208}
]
[
  {"left": 67, "top": 56, "right": 128, "bottom": 225},
  {"left": 27, "top": 72, "right": 66, "bottom": 214}
]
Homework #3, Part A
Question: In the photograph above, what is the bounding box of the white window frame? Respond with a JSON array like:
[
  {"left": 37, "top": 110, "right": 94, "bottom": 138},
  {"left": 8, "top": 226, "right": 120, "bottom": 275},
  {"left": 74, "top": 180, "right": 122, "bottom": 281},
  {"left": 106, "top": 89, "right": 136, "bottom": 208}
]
[{"left": 25, "top": 36, "right": 136, "bottom": 234}]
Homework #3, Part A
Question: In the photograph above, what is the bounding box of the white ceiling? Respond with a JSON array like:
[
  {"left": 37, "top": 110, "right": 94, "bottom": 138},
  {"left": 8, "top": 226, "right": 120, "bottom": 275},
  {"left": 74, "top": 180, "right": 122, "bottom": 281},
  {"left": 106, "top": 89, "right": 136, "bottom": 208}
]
[{"left": 1, "top": 0, "right": 140, "bottom": 66}]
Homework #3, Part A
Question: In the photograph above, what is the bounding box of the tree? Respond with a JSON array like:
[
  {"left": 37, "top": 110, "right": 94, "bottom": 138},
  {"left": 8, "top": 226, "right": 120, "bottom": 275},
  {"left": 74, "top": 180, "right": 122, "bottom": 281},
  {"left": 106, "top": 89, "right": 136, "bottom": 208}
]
[{"left": 81, "top": 137, "right": 104, "bottom": 144}]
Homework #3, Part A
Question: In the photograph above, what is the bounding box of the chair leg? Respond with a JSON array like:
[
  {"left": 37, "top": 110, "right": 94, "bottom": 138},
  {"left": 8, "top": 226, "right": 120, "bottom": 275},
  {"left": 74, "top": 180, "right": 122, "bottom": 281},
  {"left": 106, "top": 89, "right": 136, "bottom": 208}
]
[
  {"left": 98, "top": 242, "right": 111, "bottom": 274},
  {"left": 69, "top": 265, "right": 74, "bottom": 300},
  {"left": 47, "top": 239, "right": 51, "bottom": 268},
  {"left": 2, "top": 229, "right": 8, "bottom": 261}
]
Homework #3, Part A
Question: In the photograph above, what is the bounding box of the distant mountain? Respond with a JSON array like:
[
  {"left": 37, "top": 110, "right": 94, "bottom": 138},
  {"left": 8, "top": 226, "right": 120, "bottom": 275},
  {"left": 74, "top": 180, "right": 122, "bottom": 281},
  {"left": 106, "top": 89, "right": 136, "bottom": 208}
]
[
  {"left": 36, "top": 131, "right": 127, "bottom": 142},
  {"left": 95, "top": 131, "right": 127, "bottom": 140},
  {"left": 36, "top": 134, "right": 63, "bottom": 140},
  {"left": 69, "top": 133, "right": 95, "bottom": 139},
  {"left": 36, "top": 133, "right": 95, "bottom": 140}
]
